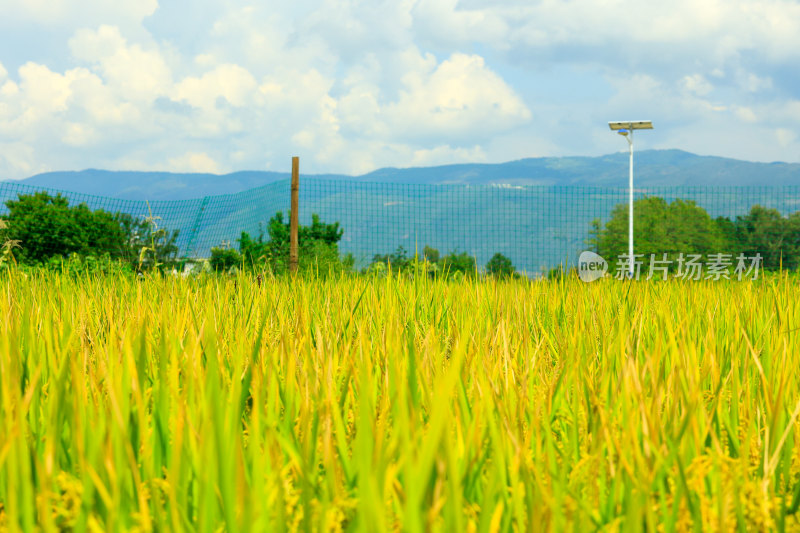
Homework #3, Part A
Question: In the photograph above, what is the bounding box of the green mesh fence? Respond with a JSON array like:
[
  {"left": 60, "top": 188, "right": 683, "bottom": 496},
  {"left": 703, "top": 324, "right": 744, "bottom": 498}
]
[
  {"left": 301, "top": 182, "right": 800, "bottom": 273},
  {"left": 1, "top": 179, "right": 799, "bottom": 275}
]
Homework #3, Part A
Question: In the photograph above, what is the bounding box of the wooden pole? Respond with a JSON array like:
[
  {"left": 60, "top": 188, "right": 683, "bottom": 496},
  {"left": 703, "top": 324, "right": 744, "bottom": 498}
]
[{"left": 289, "top": 156, "right": 299, "bottom": 274}]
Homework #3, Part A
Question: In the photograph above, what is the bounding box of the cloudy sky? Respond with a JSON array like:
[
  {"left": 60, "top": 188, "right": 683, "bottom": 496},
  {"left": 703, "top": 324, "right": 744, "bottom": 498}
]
[{"left": 1, "top": 0, "right": 799, "bottom": 179}]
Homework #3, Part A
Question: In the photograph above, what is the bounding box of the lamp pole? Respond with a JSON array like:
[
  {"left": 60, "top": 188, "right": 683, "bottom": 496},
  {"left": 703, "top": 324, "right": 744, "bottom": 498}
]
[
  {"left": 608, "top": 121, "right": 653, "bottom": 278},
  {"left": 625, "top": 130, "right": 633, "bottom": 277}
]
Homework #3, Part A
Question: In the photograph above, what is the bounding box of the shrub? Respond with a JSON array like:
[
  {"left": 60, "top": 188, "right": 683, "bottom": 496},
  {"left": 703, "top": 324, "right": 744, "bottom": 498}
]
[{"left": 210, "top": 247, "right": 241, "bottom": 272}]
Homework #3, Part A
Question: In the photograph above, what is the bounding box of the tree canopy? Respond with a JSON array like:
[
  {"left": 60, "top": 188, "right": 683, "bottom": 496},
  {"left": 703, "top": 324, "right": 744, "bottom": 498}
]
[
  {"left": 590, "top": 197, "right": 800, "bottom": 271},
  {"left": 369, "top": 246, "right": 517, "bottom": 279},
  {"left": 1, "top": 191, "right": 178, "bottom": 268},
  {"left": 211, "top": 211, "right": 351, "bottom": 274},
  {"left": 486, "top": 252, "right": 517, "bottom": 278}
]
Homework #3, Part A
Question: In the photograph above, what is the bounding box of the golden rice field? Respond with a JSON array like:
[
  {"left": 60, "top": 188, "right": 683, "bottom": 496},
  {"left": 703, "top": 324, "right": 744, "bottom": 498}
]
[{"left": 1, "top": 269, "right": 800, "bottom": 532}]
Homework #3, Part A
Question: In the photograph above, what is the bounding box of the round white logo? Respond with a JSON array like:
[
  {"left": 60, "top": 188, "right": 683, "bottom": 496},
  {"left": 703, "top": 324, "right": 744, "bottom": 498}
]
[{"left": 578, "top": 251, "right": 608, "bottom": 282}]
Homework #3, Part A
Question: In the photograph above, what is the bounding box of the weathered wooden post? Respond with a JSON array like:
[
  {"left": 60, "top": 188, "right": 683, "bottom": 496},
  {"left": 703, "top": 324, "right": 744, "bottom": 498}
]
[{"left": 289, "top": 156, "right": 299, "bottom": 274}]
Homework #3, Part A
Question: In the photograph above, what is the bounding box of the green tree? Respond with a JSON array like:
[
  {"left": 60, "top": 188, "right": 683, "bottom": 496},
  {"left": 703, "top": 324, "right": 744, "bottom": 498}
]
[
  {"left": 714, "top": 216, "right": 737, "bottom": 252},
  {"left": 595, "top": 197, "right": 730, "bottom": 267},
  {"left": 371, "top": 246, "right": 410, "bottom": 272},
  {"left": 2, "top": 192, "right": 114, "bottom": 262},
  {"left": 210, "top": 247, "right": 242, "bottom": 272},
  {"left": 1, "top": 192, "right": 179, "bottom": 268},
  {"left": 733, "top": 206, "right": 800, "bottom": 270},
  {"left": 440, "top": 250, "right": 476, "bottom": 278},
  {"left": 125, "top": 214, "right": 180, "bottom": 270},
  {"left": 369, "top": 246, "right": 481, "bottom": 279},
  {"left": 238, "top": 229, "right": 270, "bottom": 268},
  {"left": 593, "top": 197, "right": 800, "bottom": 272},
  {"left": 423, "top": 245, "right": 440, "bottom": 264},
  {"left": 486, "top": 252, "right": 516, "bottom": 278},
  {"left": 237, "top": 211, "right": 348, "bottom": 274},
  {"left": 370, "top": 245, "right": 444, "bottom": 277},
  {"left": 587, "top": 218, "right": 602, "bottom": 253}
]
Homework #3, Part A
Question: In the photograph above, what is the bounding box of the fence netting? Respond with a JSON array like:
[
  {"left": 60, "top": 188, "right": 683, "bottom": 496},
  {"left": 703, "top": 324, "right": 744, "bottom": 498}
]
[{"left": 1, "top": 179, "right": 798, "bottom": 274}]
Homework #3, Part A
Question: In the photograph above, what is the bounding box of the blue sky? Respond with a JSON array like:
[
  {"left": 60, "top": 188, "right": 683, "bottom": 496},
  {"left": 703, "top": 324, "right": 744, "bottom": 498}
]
[{"left": 1, "top": 0, "right": 799, "bottom": 179}]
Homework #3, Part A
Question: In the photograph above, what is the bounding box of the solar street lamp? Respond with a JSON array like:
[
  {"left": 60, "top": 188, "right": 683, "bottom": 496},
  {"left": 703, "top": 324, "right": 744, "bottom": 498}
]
[{"left": 608, "top": 120, "right": 653, "bottom": 278}]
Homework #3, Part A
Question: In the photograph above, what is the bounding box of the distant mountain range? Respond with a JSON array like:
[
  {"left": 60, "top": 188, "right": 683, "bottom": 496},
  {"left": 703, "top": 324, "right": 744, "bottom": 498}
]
[{"left": 3, "top": 149, "right": 799, "bottom": 201}]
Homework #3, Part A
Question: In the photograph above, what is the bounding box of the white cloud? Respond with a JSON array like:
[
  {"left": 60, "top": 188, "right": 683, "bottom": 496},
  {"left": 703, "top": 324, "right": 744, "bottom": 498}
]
[
  {"left": 174, "top": 64, "right": 257, "bottom": 109},
  {"left": 69, "top": 25, "right": 172, "bottom": 102},
  {"left": 0, "top": 142, "right": 48, "bottom": 178},
  {"left": 734, "top": 106, "right": 757, "bottom": 123},
  {"left": 0, "top": 61, "right": 145, "bottom": 148},
  {"left": 301, "top": 0, "right": 417, "bottom": 60},
  {"left": 1, "top": 0, "right": 799, "bottom": 181},
  {"left": 205, "top": 5, "right": 336, "bottom": 79},
  {"left": 255, "top": 67, "right": 341, "bottom": 160},
  {"left": 17, "top": 63, "right": 73, "bottom": 115},
  {"left": 412, "top": 0, "right": 509, "bottom": 47},
  {"left": 433, "top": 0, "right": 800, "bottom": 64},
  {"left": 776, "top": 128, "right": 796, "bottom": 148},
  {"left": 3, "top": 0, "right": 158, "bottom": 28},
  {"left": 62, "top": 122, "right": 97, "bottom": 147},
  {"left": 606, "top": 74, "right": 662, "bottom": 108},
  {"left": 385, "top": 53, "right": 531, "bottom": 142},
  {"left": 682, "top": 74, "right": 713, "bottom": 96},
  {"left": 742, "top": 73, "right": 773, "bottom": 93},
  {"left": 337, "top": 83, "right": 384, "bottom": 137},
  {"left": 68, "top": 71, "right": 140, "bottom": 124},
  {"left": 411, "top": 145, "right": 487, "bottom": 167},
  {"left": 167, "top": 152, "right": 223, "bottom": 174},
  {"left": 0, "top": 81, "right": 19, "bottom": 99}
]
